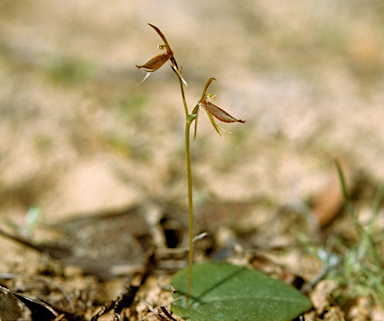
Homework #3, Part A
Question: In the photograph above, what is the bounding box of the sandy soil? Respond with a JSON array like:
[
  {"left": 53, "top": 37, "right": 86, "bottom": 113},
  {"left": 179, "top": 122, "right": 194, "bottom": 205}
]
[{"left": 1, "top": 1, "right": 384, "bottom": 320}]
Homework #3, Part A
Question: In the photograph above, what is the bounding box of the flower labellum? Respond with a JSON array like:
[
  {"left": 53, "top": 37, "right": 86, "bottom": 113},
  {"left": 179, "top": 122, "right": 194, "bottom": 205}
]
[
  {"left": 136, "top": 52, "right": 171, "bottom": 73},
  {"left": 200, "top": 100, "right": 245, "bottom": 124}
]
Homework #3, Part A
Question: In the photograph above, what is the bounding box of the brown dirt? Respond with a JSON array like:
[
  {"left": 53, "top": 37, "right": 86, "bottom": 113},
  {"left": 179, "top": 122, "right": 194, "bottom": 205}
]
[{"left": 1, "top": 1, "right": 384, "bottom": 320}]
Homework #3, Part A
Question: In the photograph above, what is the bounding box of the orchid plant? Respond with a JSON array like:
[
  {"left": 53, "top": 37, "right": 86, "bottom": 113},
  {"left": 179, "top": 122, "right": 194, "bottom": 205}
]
[{"left": 136, "top": 23, "right": 245, "bottom": 305}]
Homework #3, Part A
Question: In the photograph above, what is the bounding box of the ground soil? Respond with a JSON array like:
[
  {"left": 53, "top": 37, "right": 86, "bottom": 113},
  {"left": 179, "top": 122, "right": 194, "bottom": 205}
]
[{"left": 1, "top": 1, "right": 384, "bottom": 320}]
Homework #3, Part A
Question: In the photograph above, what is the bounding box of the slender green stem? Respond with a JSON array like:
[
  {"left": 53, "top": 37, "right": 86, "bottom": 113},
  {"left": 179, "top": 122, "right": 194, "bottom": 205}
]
[
  {"left": 185, "top": 118, "right": 194, "bottom": 307},
  {"left": 175, "top": 69, "right": 194, "bottom": 307}
]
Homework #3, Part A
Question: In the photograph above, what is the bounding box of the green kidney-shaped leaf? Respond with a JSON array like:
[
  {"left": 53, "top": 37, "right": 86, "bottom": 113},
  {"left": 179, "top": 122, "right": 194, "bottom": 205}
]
[{"left": 171, "top": 262, "right": 312, "bottom": 321}]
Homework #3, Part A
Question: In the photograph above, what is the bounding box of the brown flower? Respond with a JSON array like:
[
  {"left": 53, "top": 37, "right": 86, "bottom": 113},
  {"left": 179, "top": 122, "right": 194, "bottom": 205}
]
[
  {"left": 136, "top": 23, "right": 186, "bottom": 85},
  {"left": 192, "top": 78, "right": 245, "bottom": 138}
]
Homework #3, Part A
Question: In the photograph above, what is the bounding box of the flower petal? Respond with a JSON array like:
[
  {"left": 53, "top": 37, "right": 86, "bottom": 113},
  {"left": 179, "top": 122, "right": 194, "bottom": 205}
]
[
  {"left": 193, "top": 108, "right": 200, "bottom": 140},
  {"left": 206, "top": 111, "right": 226, "bottom": 137},
  {"left": 171, "top": 64, "right": 188, "bottom": 87},
  {"left": 137, "top": 72, "right": 152, "bottom": 84}
]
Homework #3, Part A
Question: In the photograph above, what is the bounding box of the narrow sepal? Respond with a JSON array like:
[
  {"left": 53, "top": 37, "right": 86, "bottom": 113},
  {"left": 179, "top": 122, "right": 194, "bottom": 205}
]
[{"left": 148, "top": 23, "right": 173, "bottom": 56}]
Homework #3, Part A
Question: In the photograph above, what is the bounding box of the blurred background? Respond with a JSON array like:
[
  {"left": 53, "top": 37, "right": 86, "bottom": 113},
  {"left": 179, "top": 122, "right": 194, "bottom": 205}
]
[{"left": 1, "top": 0, "right": 384, "bottom": 225}]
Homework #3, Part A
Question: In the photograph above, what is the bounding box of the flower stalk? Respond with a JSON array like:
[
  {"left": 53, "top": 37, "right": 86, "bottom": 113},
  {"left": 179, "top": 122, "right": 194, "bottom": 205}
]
[{"left": 175, "top": 68, "right": 195, "bottom": 305}]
